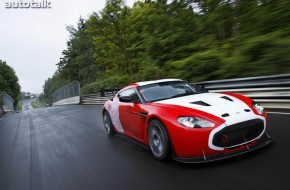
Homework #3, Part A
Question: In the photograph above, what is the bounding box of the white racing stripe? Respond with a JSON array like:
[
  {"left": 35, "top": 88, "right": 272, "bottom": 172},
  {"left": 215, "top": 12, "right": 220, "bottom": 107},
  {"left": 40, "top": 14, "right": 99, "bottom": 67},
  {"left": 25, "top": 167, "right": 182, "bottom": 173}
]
[
  {"left": 107, "top": 98, "right": 124, "bottom": 133},
  {"left": 156, "top": 92, "right": 263, "bottom": 125},
  {"left": 157, "top": 92, "right": 266, "bottom": 150},
  {"left": 136, "top": 79, "right": 182, "bottom": 86}
]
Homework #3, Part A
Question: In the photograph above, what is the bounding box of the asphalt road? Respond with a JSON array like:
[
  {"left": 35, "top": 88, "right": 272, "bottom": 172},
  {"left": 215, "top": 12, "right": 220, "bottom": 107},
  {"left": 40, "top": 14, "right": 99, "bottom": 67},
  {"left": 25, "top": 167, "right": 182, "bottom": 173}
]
[
  {"left": 0, "top": 105, "right": 289, "bottom": 190},
  {"left": 21, "top": 98, "right": 34, "bottom": 111}
]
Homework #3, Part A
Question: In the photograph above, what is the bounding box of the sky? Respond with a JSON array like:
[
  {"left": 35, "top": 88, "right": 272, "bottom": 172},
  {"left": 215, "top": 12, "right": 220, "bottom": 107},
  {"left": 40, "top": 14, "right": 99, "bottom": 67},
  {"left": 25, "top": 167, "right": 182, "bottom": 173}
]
[{"left": 0, "top": 0, "right": 135, "bottom": 94}]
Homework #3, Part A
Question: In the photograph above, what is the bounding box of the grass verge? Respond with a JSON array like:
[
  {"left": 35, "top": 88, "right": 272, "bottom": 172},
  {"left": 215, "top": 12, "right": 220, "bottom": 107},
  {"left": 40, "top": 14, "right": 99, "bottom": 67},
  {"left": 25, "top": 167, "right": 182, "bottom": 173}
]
[
  {"left": 31, "top": 99, "right": 46, "bottom": 109},
  {"left": 17, "top": 100, "right": 22, "bottom": 110}
]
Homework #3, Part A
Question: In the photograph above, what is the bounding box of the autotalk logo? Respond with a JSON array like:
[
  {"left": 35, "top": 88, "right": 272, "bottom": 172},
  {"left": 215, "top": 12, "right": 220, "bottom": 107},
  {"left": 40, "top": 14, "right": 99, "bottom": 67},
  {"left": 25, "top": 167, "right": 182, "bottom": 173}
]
[{"left": 5, "top": 0, "right": 52, "bottom": 9}]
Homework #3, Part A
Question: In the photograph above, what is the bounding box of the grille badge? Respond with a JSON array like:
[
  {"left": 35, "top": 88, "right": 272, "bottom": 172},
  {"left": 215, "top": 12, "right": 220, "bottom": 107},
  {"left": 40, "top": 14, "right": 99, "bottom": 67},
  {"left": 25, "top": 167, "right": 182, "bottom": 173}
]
[{"left": 222, "top": 134, "right": 229, "bottom": 143}]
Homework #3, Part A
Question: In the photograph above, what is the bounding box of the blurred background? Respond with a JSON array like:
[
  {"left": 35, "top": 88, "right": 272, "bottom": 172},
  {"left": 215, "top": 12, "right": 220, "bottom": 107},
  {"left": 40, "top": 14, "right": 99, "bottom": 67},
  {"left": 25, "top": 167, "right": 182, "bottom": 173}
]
[
  {"left": 42, "top": 0, "right": 290, "bottom": 99},
  {"left": 1, "top": 0, "right": 290, "bottom": 108}
]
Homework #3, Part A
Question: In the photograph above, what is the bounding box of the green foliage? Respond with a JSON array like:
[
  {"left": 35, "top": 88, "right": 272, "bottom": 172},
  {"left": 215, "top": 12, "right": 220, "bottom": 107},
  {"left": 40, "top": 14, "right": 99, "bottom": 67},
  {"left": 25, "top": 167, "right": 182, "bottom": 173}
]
[
  {"left": 43, "top": 0, "right": 290, "bottom": 95},
  {"left": 41, "top": 73, "right": 69, "bottom": 104},
  {"left": 168, "top": 49, "right": 222, "bottom": 81},
  {"left": 0, "top": 96, "right": 3, "bottom": 106},
  {"left": 0, "top": 60, "right": 21, "bottom": 107},
  {"left": 82, "top": 74, "right": 132, "bottom": 95},
  {"left": 31, "top": 99, "right": 46, "bottom": 108},
  {"left": 17, "top": 101, "right": 22, "bottom": 111},
  {"left": 30, "top": 101, "right": 38, "bottom": 109}
]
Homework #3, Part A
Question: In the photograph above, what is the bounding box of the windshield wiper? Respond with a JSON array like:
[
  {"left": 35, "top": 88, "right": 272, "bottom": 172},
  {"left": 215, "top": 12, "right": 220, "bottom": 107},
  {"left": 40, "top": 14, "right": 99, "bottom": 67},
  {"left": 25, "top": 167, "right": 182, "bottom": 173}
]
[
  {"left": 150, "top": 92, "right": 196, "bottom": 102},
  {"left": 169, "top": 92, "right": 196, "bottom": 99}
]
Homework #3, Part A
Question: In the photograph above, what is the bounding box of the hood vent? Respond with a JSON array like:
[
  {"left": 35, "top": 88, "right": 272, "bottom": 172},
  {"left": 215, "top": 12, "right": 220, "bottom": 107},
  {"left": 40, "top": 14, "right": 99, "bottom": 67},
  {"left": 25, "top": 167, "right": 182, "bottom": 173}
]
[
  {"left": 220, "top": 96, "right": 233, "bottom": 102},
  {"left": 190, "top": 101, "right": 211, "bottom": 106},
  {"left": 221, "top": 113, "right": 230, "bottom": 117},
  {"left": 244, "top": 109, "right": 251, "bottom": 112}
]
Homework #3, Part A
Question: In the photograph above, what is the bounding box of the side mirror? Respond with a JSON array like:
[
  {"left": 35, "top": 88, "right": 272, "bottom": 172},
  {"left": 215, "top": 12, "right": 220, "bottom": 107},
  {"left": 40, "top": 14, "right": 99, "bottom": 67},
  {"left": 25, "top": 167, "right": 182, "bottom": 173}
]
[
  {"left": 196, "top": 84, "right": 208, "bottom": 93},
  {"left": 119, "top": 96, "right": 132, "bottom": 103}
]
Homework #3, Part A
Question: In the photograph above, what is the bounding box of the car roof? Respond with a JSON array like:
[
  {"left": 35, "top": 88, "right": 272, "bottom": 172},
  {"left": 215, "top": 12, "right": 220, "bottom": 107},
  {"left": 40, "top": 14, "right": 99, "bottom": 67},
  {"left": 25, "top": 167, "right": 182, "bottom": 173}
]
[
  {"left": 134, "top": 79, "right": 183, "bottom": 86},
  {"left": 120, "top": 79, "right": 183, "bottom": 91}
]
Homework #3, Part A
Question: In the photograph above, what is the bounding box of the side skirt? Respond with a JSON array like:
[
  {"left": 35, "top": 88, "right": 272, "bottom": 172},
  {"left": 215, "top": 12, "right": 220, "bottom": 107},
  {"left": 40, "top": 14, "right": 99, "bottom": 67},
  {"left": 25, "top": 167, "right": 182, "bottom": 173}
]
[{"left": 115, "top": 133, "right": 150, "bottom": 150}]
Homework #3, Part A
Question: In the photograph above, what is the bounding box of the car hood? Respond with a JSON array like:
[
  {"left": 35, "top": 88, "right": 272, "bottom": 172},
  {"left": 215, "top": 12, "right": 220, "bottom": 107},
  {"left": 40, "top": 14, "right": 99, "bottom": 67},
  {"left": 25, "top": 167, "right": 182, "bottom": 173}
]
[{"left": 156, "top": 92, "right": 260, "bottom": 126}]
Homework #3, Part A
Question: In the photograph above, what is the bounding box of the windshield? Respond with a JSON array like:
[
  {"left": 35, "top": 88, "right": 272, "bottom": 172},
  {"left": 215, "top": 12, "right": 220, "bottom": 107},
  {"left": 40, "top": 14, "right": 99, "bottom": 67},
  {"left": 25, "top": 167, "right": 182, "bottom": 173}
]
[{"left": 138, "top": 81, "right": 205, "bottom": 102}]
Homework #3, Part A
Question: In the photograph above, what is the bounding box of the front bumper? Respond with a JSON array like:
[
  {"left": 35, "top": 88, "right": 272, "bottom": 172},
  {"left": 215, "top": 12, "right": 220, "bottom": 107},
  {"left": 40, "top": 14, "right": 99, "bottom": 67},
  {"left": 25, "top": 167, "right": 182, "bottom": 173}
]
[{"left": 174, "top": 132, "right": 272, "bottom": 163}]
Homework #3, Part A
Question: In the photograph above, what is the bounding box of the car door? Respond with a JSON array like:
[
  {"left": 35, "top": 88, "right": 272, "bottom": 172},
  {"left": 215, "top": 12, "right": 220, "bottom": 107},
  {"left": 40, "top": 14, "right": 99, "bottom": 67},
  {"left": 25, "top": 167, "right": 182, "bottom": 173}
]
[{"left": 118, "top": 88, "right": 147, "bottom": 141}]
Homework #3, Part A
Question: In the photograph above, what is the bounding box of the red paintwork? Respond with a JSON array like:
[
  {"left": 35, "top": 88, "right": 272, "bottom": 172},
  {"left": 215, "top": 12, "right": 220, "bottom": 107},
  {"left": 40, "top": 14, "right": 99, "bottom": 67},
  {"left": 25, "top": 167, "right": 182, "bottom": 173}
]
[
  {"left": 103, "top": 88, "right": 267, "bottom": 158},
  {"left": 142, "top": 103, "right": 226, "bottom": 157},
  {"left": 119, "top": 102, "right": 147, "bottom": 141},
  {"left": 122, "top": 84, "right": 138, "bottom": 90}
]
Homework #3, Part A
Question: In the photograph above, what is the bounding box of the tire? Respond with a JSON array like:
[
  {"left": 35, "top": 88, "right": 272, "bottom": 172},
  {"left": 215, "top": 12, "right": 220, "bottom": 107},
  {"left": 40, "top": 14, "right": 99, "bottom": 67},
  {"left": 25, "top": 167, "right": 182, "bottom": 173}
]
[
  {"left": 148, "top": 119, "right": 170, "bottom": 160},
  {"left": 103, "top": 111, "right": 114, "bottom": 136}
]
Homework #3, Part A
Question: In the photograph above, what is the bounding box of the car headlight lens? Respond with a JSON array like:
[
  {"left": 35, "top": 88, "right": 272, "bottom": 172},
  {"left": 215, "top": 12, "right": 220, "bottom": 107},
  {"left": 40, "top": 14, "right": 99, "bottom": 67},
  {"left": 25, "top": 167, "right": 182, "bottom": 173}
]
[
  {"left": 253, "top": 101, "right": 264, "bottom": 114},
  {"left": 177, "top": 117, "right": 215, "bottom": 128}
]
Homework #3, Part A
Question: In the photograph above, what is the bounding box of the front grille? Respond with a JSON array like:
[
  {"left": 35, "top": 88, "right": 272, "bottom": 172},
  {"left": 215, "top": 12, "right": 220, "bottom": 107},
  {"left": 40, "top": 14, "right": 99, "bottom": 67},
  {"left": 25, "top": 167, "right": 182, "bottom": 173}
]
[{"left": 212, "top": 119, "right": 264, "bottom": 147}]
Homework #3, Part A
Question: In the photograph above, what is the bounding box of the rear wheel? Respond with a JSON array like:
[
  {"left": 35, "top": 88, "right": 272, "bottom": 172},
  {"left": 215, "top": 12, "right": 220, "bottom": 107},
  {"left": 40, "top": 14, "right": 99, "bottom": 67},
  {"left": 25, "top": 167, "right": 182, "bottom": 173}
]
[
  {"left": 103, "top": 111, "right": 114, "bottom": 136},
  {"left": 148, "top": 119, "right": 170, "bottom": 160}
]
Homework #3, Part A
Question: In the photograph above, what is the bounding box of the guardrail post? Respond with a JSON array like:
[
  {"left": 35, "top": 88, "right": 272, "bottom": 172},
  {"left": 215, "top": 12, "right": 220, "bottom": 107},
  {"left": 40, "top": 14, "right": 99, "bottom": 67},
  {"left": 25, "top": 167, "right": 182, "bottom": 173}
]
[{"left": 101, "top": 87, "right": 105, "bottom": 97}]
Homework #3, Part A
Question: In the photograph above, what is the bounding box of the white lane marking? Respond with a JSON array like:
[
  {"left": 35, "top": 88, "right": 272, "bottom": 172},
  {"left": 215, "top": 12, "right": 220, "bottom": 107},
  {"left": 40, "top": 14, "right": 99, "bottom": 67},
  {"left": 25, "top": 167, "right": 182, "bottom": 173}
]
[
  {"left": 0, "top": 115, "right": 6, "bottom": 121},
  {"left": 0, "top": 112, "right": 10, "bottom": 121}
]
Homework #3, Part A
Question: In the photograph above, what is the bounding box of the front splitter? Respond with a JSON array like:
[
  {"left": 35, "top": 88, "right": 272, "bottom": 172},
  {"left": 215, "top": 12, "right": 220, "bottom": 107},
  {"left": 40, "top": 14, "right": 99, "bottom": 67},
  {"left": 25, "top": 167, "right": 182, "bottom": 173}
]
[{"left": 174, "top": 132, "right": 273, "bottom": 164}]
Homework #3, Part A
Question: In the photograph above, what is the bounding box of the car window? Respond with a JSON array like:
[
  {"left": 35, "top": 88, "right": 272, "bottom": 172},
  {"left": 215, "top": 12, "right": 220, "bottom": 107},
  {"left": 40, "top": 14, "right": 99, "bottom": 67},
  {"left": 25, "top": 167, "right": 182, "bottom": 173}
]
[
  {"left": 139, "top": 81, "right": 203, "bottom": 102},
  {"left": 118, "top": 89, "right": 135, "bottom": 97}
]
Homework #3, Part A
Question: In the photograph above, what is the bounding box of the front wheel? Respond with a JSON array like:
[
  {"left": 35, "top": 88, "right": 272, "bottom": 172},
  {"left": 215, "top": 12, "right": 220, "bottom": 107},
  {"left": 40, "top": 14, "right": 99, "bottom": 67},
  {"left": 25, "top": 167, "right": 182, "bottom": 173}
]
[
  {"left": 103, "top": 111, "right": 114, "bottom": 136},
  {"left": 148, "top": 119, "right": 170, "bottom": 160}
]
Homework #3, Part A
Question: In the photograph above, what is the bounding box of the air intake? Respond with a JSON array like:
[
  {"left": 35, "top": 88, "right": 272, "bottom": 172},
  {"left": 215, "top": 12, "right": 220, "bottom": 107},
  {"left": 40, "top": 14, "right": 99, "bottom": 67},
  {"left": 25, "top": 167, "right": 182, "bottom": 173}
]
[
  {"left": 220, "top": 96, "right": 233, "bottom": 102},
  {"left": 221, "top": 113, "right": 230, "bottom": 117},
  {"left": 190, "top": 101, "right": 211, "bottom": 106}
]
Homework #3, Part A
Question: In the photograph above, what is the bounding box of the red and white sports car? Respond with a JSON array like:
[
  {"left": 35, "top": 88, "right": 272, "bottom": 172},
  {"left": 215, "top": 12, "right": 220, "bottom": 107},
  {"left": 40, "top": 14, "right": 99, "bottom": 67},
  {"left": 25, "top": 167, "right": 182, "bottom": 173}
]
[{"left": 103, "top": 79, "right": 272, "bottom": 163}]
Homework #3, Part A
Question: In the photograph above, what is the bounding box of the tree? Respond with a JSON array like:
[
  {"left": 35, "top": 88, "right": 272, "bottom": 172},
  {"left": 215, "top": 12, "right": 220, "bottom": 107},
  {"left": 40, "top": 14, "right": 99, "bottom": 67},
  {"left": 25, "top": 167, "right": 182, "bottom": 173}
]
[
  {"left": 57, "top": 17, "right": 98, "bottom": 85},
  {"left": 43, "top": 0, "right": 290, "bottom": 95},
  {"left": 0, "top": 59, "right": 21, "bottom": 108}
]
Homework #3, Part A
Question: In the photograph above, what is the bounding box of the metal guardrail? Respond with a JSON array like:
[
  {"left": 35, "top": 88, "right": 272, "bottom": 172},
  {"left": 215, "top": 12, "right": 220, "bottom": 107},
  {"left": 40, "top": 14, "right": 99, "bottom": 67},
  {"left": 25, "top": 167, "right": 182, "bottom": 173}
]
[
  {"left": 196, "top": 74, "right": 290, "bottom": 90},
  {"left": 0, "top": 91, "right": 14, "bottom": 112},
  {"left": 51, "top": 81, "right": 81, "bottom": 106},
  {"left": 82, "top": 90, "right": 119, "bottom": 105},
  {"left": 73, "top": 74, "right": 290, "bottom": 113},
  {"left": 31, "top": 99, "right": 40, "bottom": 108},
  {"left": 195, "top": 74, "right": 290, "bottom": 113}
]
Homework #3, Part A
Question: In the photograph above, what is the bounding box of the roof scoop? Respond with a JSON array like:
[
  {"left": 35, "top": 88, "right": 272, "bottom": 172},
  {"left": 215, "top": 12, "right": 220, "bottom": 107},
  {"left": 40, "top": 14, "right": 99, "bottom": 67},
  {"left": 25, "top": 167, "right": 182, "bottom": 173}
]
[
  {"left": 189, "top": 101, "right": 211, "bottom": 106},
  {"left": 220, "top": 96, "right": 233, "bottom": 102}
]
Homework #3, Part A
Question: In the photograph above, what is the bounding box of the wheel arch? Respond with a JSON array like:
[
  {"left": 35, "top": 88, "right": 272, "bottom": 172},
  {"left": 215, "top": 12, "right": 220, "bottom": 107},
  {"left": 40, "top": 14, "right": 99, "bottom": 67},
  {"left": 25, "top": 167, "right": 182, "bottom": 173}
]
[
  {"left": 102, "top": 107, "right": 108, "bottom": 115},
  {"left": 146, "top": 115, "right": 176, "bottom": 158}
]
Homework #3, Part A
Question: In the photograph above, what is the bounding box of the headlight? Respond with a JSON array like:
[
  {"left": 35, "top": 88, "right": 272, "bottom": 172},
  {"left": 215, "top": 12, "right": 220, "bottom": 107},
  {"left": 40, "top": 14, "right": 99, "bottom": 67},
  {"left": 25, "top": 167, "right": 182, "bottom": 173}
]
[
  {"left": 252, "top": 101, "right": 264, "bottom": 114},
  {"left": 177, "top": 117, "right": 215, "bottom": 128}
]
